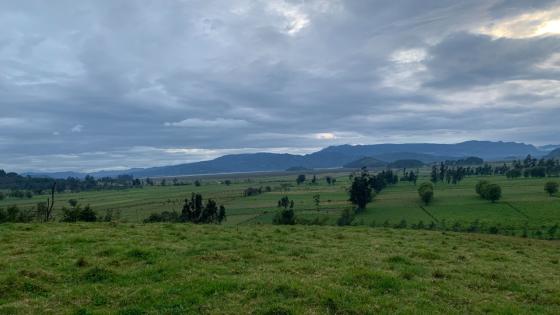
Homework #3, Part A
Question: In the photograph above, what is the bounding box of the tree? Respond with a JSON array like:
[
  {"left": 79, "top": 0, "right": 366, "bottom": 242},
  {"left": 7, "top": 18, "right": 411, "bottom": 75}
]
[
  {"left": 483, "top": 184, "right": 502, "bottom": 203},
  {"left": 0, "top": 192, "right": 4, "bottom": 201},
  {"left": 545, "top": 181, "right": 559, "bottom": 196},
  {"left": 313, "top": 194, "right": 320, "bottom": 211},
  {"left": 218, "top": 205, "right": 226, "bottom": 222},
  {"left": 42, "top": 183, "right": 56, "bottom": 222},
  {"left": 430, "top": 165, "right": 438, "bottom": 184},
  {"left": 475, "top": 180, "right": 490, "bottom": 198},
  {"left": 179, "top": 193, "right": 225, "bottom": 224},
  {"left": 348, "top": 168, "right": 373, "bottom": 211},
  {"left": 296, "top": 174, "right": 306, "bottom": 185},
  {"left": 274, "top": 196, "right": 295, "bottom": 225},
  {"left": 68, "top": 199, "right": 78, "bottom": 207},
  {"left": 418, "top": 182, "right": 434, "bottom": 205},
  {"left": 311, "top": 175, "right": 317, "bottom": 184}
]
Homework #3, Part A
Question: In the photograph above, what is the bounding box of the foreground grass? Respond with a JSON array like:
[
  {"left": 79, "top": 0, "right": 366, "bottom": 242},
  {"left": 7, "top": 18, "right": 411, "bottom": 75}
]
[{"left": 1, "top": 224, "right": 559, "bottom": 314}]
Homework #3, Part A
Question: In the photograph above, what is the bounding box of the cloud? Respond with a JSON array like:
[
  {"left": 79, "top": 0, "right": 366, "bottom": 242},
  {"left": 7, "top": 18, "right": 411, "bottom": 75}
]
[
  {"left": 0, "top": 0, "right": 559, "bottom": 171},
  {"left": 315, "top": 132, "right": 337, "bottom": 140},
  {"left": 423, "top": 32, "right": 560, "bottom": 88},
  {"left": 164, "top": 118, "right": 249, "bottom": 128},
  {"left": 71, "top": 124, "right": 83, "bottom": 133}
]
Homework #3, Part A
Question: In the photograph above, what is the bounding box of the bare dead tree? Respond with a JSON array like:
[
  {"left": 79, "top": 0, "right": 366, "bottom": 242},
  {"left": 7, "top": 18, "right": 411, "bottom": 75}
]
[{"left": 45, "top": 182, "right": 56, "bottom": 222}]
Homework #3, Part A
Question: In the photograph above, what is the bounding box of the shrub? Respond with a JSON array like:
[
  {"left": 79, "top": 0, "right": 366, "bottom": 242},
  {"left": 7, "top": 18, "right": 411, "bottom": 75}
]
[
  {"left": 483, "top": 184, "right": 502, "bottom": 203},
  {"left": 102, "top": 209, "right": 120, "bottom": 222},
  {"left": 61, "top": 203, "right": 97, "bottom": 222},
  {"left": 336, "top": 208, "right": 355, "bottom": 226},
  {"left": 0, "top": 205, "right": 34, "bottom": 223},
  {"left": 545, "top": 181, "right": 559, "bottom": 196},
  {"left": 418, "top": 182, "right": 434, "bottom": 205},
  {"left": 243, "top": 187, "right": 263, "bottom": 197},
  {"left": 475, "top": 180, "right": 490, "bottom": 197},
  {"left": 144, "top": 211, "right": 179, "bottom": 223},
  {"left": 274, "top": 198, "right": 296, "bottom": 225},
  {"left": 78, "top": 205, "right": 97, "bottom": 222}
]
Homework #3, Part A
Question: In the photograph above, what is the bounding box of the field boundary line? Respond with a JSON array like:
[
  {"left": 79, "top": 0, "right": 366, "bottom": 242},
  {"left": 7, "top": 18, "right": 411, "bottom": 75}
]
[
  {"left": 503, "top": 202, "right": 530, "bottom": 220},
  {"left": 419, "top": 206, "right": 439, "bottom": 223}
]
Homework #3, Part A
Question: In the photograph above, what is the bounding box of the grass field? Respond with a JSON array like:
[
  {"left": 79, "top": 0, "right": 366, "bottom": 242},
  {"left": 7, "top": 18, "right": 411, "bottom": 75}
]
[
  {"left": 1, "top": 171, "right": 559, "bottom": 235},
  {"left": 0, "top": 223, "right": 559, "bottom": 314}
]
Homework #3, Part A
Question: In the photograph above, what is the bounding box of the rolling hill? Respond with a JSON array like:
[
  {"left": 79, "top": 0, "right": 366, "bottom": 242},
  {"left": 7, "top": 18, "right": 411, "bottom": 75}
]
[{"left": 26, "top": 140, "right": 545, "bottom": 178}]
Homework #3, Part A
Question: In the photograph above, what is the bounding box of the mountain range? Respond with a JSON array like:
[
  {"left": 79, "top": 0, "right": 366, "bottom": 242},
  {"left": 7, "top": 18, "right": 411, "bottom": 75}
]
[{"left": 25, "top": 140, "right": 550, "bottom": 179}]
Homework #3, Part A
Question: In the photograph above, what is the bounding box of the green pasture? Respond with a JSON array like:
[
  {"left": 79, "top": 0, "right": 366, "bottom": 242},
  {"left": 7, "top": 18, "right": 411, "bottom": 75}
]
[{"left": 1, "top": 170, "right": 559, "bottom": 234}]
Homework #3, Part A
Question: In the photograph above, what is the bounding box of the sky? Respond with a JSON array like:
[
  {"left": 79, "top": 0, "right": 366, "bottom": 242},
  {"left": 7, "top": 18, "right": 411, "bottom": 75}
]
[{"left": 1, "top": 0, "right": 560, "bottom": 172}]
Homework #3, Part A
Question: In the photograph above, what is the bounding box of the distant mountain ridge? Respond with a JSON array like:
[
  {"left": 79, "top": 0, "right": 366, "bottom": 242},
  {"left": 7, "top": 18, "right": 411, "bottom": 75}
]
[
  {"left": 546, "top": 148, "right": 560, "bottom": 159},
  {"left": 26, "top": 140, "right": 545, "bottom": 179}
]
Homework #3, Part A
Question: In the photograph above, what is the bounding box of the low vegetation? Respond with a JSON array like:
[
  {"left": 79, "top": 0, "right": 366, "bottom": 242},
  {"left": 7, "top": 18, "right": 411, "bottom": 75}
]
[{"left": 0, "top": 223, "right": 559, "bottom": 314}]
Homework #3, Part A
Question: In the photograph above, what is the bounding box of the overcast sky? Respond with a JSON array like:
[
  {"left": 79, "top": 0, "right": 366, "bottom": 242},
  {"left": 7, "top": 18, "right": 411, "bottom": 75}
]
[{"left": 1, "top": 0, "right": 560, "bottom": 172}]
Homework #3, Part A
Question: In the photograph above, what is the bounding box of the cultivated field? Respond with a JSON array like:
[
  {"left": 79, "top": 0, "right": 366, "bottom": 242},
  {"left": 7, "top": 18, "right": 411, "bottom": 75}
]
[
  {"left": 1, "top": 170, "right": 559, "bottom": 236},
  {"left": 0, "top": 223, "right": 559, "bottom": 314}
]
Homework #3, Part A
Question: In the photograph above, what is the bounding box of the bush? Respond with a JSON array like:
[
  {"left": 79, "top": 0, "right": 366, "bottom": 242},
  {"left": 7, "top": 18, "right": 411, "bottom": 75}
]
[
  {"left": 483, "top": 184, "right": 502, "bottom": 203},
  {"left": 243, "top": 187, "right": 263, "bottom": 197},
  {"left": 144, "top": 211, "right": 179, "bottom": 223},
  {"left": 545, "top": 181, "right": 559, "bottom": 196},
  {"left": 475, "top": 180, "right": 490, "bottom": 197},
  {"left": 337, "top": 208, "right": 355, "bottom": 226},
  {"left": 78, "top": 205, "right": 97, "bottom": 222},
  {"left": 61, "top": 203, "right": 97, "bottom": 222},
  {"left": 61, "top": 206, "right": 80, "bottom": 222},
  {"left": 476, "top": 181, "right": 502, "bottom": 203},
  {"left": 418, "top": 182, "right": 434, "bottom": 205},
  {"left": 0, "top": 205, "right": 34, "bottom": 223},
  {"left": 102, "top": 209, "right": 120, "bottom": 222}
]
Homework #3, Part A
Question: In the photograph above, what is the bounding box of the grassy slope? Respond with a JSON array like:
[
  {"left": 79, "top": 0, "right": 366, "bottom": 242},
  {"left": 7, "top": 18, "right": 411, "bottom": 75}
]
[{"left": 1, "top": 223, "right": 559, "bottom": 314}]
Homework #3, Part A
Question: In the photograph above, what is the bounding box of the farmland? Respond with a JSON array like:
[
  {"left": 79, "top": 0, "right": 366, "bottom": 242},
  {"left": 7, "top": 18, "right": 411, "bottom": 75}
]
[{"left": 1, "top": 170, "right": 559, "bottom": 236}]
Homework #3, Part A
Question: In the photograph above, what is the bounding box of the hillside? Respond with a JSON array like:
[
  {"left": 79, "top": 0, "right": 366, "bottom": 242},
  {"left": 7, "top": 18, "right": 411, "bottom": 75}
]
[
  {"left": 343, "top": 157, "right": 387, "bottom": 168},
  {"left": 26, "top": 141, "right": 545, "bottom": 178},
  {"left": 0, "top": 224, "right": 558, "bottom": 314},
  {"left": 546, "top": 148, "right": 560, "bottom": 159}
]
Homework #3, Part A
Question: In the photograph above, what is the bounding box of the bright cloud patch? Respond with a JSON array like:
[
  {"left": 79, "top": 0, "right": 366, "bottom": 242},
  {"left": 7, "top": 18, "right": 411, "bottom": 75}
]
[
  {"left": 478, "top": 7, "right": 560, "bottom": 38},
  {"left": 315, "top": 132, "right": 337, "bottom": 140},
  {"left": 71, "top": 124, "right": 83, "bottom": 133},
  {"left": 164, "top": 118, "right": 249, "bottom": 128}
]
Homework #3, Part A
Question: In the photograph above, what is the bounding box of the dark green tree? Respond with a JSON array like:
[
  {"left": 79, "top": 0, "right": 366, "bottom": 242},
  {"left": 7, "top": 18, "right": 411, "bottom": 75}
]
[
  {"left": 274, "top": 196, "right": 295, "bottom": 225},
  {"left": 348, "top": 168, "right": 373, "bottom": 212},
  {"left": 545, "top": 181, "right": 559, "bottom": 196},
  {"left": 483, "top": 184, "right": 502, "bottom": 203},
  {"left": 418, "top": 182, "right": 434, "bottom": 205}
]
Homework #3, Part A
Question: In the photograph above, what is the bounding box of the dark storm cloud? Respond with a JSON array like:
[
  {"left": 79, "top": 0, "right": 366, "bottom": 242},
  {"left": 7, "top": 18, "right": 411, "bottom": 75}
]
[{"left": 0, "top": 0, "right": 559, "bottom": 172}]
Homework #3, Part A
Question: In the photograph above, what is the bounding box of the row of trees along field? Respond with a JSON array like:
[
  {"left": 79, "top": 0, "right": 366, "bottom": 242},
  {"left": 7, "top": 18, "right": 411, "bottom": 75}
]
[{"left": 0, "top": 170, "right": 143, "bottom": 197}]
